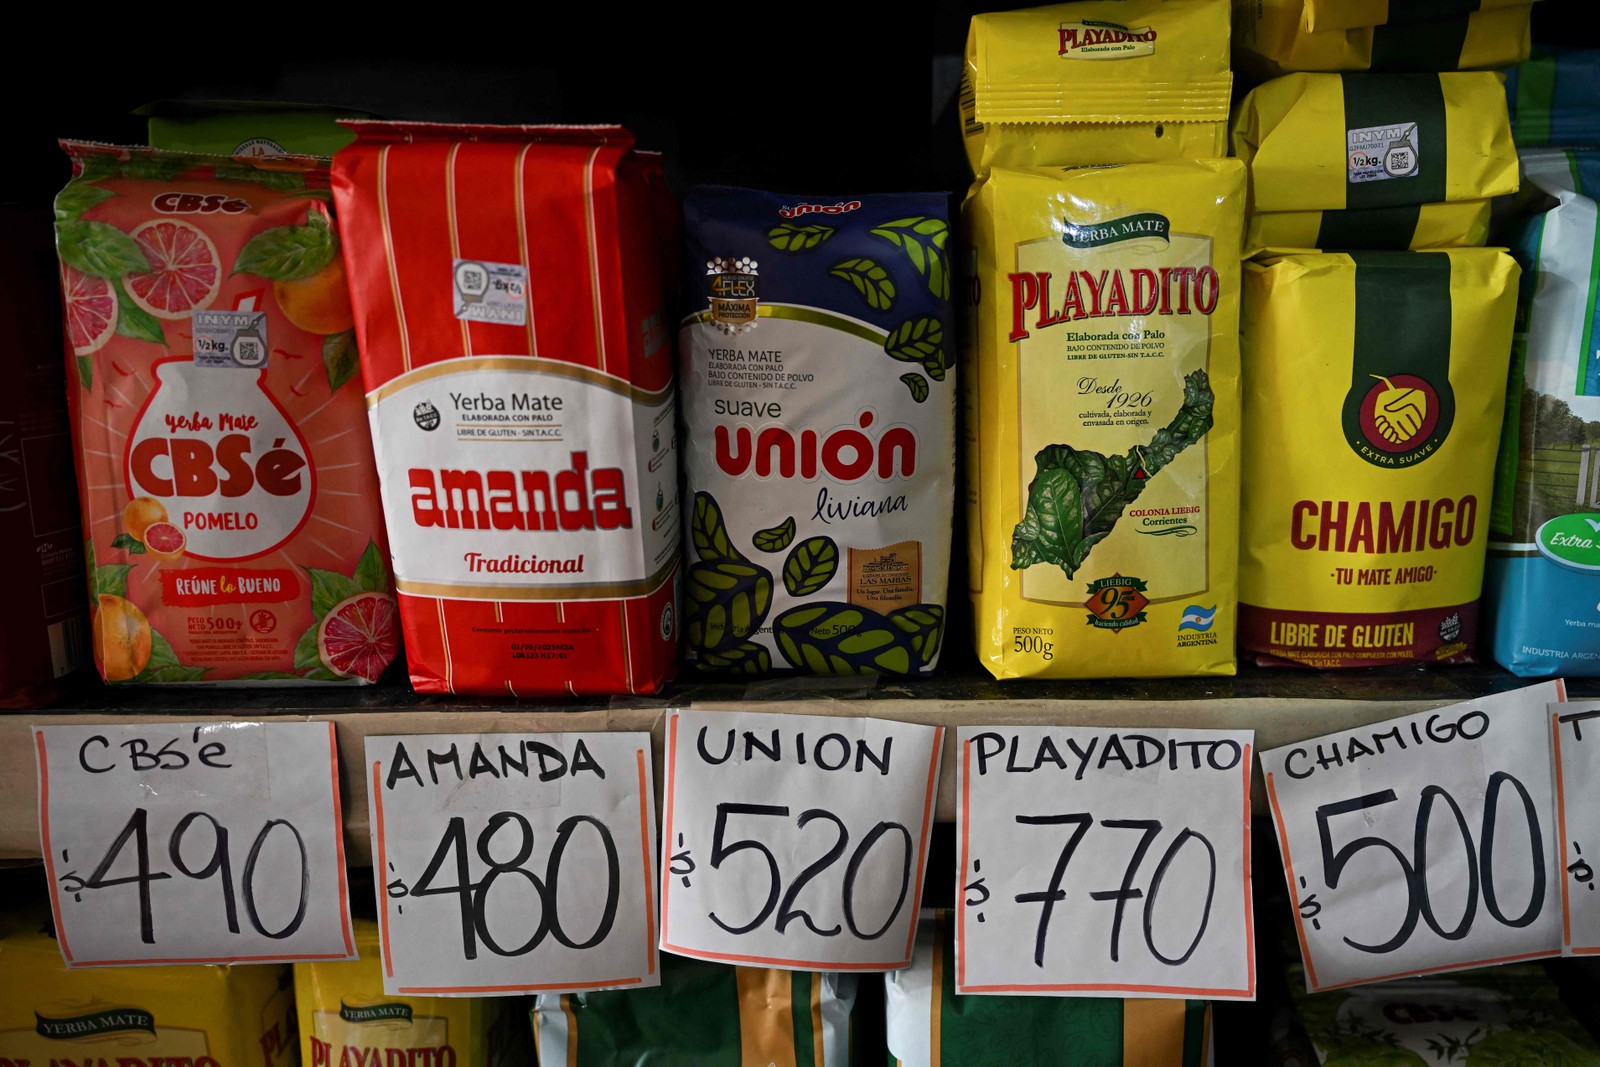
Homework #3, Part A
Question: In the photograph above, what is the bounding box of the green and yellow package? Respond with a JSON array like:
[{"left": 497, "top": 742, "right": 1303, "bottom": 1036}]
[
  {"left": 1245, "top": 199, "right": 1492, "bottom": 255},
  {"left": 1233, "top": 0, "right": 1535, "bottom": 77},
  {"left": 1303, "top": 0, "right": 1541, "bottom": 34}
]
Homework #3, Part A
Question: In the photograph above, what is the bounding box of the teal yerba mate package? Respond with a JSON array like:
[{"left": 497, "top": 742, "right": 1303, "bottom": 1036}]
[{"left": 678, "top": 188, "right": 956, "bottom": 676}]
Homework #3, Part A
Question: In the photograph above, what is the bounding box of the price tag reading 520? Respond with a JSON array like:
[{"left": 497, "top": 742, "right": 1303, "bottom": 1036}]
[
  {"left": 659, "top": 710, "right": 943, "bottom": 971},
  {"left": 1262, "top": 682, "right": 1566, "bottom": 993},
  {"left": 36, "top": 721, "right": 355, "bottom": 967}
]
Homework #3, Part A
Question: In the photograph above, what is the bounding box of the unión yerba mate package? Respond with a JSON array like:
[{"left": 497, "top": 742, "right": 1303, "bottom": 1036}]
[
  {"left": 965, "top": 160, "right": 1245, "bottom": 679},
  {"left": 1239, "top": 249, "right": 1519, "bottom": 667},
  {"left": 332, "top": 123, "right": 679, "bottom": 695},
  {"left": 678, "top": 187, "right": 955, "bottom": 676},
  {"left": 54, "top": 142, "right": 397, "bottom": 685}
]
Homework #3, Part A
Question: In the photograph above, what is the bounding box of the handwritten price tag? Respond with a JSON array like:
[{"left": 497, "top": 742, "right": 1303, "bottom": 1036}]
[
  {"left": 954, "top": 725, "right": 1256, "bottom": 999},
  {"left": 1553, "top": 699, "right": 1600, "bottom": 956},
  {"left": 659, "top": 710, "right": 942, "bottom": 971},
  {"left": 367, "top": 732, "right": 659, "bottom": 996},
  {"left": 1262, "top": 681, "right": 1566, "bottom": 992},
  {"left": 36, "top": 721, "right": 355, "bottom": 967}
]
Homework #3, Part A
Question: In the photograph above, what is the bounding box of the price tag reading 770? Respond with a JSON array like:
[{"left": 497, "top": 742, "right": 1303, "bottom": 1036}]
[
  {"left": 955, "top": 725, "right": 1256, "bottom": 999},
  {"left": 659, "top": 710, "right": 943, "bottom": 971},
  {"left": 1553, "top": 699, "right": 1600, "bottom": 956},
  {"left": 36, "top": 721, "right": 355, "bottom": 967},
  {"left": 367, "top": 732, "right": 659, "bottom": 997},
  {"left": 1262, "top": 681, "right": 1567, "bottom": 993}
]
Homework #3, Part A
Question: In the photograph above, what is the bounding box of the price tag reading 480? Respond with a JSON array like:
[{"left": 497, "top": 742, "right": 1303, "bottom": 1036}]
[
  {"left": 1262, "top": 682, "right": 1567, "bottom": 993},
  {"left": 36, "top": 721, "right": 355, "bottom": 967},
  {"left": 368, "top": 732, "right": 659, "bottom": 997},
  {"left": 955, "top": 725, "right": 1256, "bottom": 1000},
  {"left": 660, "top": 710, "right": 943, "bottom": 971}
]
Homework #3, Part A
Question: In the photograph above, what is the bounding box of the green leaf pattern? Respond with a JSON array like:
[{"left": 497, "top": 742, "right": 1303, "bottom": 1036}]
[
  {"left": 829, "top": 258, "right": 896, "bottom": 310},
  {"left": 871, "top": 216, "right": 950, "bottom": 301}
]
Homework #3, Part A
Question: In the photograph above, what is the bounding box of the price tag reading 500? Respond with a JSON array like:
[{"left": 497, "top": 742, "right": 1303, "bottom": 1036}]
[
  {"left": 1262, "top": 681, "right": 1567, "bottom": 993},
  {"left": 367, "top": 732, "right": 659, "bottom": 997},
  {"left": 659, "top": 710, "right": 943, "bottom": 971},
  {"left": 36, "top": 721, "right": 355, "bottom": 967}
]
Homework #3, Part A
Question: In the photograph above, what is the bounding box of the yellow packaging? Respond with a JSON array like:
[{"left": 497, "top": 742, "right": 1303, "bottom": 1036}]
[
  {"left": 1239, "top": 249, "right": 1519, "bottom": 668},
  {"left": 964, "top": 161, "right": 1245, "bottom": 679},
  {"left": 1232, "top": 0, "right": 1534, "bottom": 77},
  {"left": 1244, "top": 199, "right": 1492, "bottom": 256},
  {"left": 1233, "top": 72, "right": 1517, "bottom": 215},
  {"left": 0, "top": 913, "right": 295, "bottom": 1067},
  {"left": 1303, "top": 0, "right": 1540, "bottom": 34},
  {"left": 295, "top": 922, "right": 526, "bottom": 1067},
  {"left": 963, "top": 0, "right": 1233, "bottom": 176}
]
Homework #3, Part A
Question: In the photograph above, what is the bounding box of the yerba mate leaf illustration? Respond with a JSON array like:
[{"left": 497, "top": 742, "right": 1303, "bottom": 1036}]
[
  {"left": 293, "top": 625, "right": 322, "bottom": 671},
  {"left": 767, "top": 222, "right": 834, "bottom": 252},
  {"left": 900, "top": 372, "right": 929, "bottom": 403},
  {"left": 111, "top": 533, "right": 147, "bottom": 555},
  {"left": 76, "top": 356, "right": 93, "bottom": 390},
  {"left": 127, "top": 629, "right": 207, "bottom": 684},
  {"left": 1370, "top": 374, "right": 1426, "bottom": 444},
  {"left": 783, "top": 536, "right": 839, "bottom": 597},
  {"left": 54, "top": 183, "right": 114, "bottom": 223},
  {"left": 773, "top": 602, "right": 919, "bottom": 675},
  {"left": 119, "top": 155, "right": 194, "bottom": 182},
  {"left": 354, "top": 540, "right": 392, "bottom": 593},
  {"left": 114, "top": 280, "right": 165, "bottom": 344},
  {"left": 695, "top": 641, "right": 772, "bottom": 676},
  {"left": 885, "top": 316, "right": 946, "bottom": 380},
  {"left": 692, "top": 491, "right": 742, "bottom": 562},
  {"left": 830, "top": 258, "right": 896, "bottom": 310},
  {"left": 55, "top": 220, "right": 150, "bottom": 278},
  {"left": 234, "top": 213, "right": 338, "bottom": 281},
  {"left": 887, "top": 604, "right": 944, "bottom": 667},
  {"left": 1012, "top": 370, "right": 1214, "bottom": 580},
  {"left": 214, "top": 164, "right": 306, "bottom": 191},
  {"left": 752, "top": 516, "right": 797, "bottom": 553},
  {"left": 306, "top": 566, "right": 363, "bottom": 621},
  {"left": 871, "top": 216, "right": 951, "bottom": 301},
  {"left": 93, "top": 561, "right": 134, "bottom": 599},
  {"left": 324, "top": 330, "right": 360, "bottom": 393},
  {"left": 686, "top": 559, "right": 774, "bottom": 653}
]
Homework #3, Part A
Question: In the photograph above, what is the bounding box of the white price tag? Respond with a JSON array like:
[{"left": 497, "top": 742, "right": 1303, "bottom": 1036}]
[
  {"left": 36, "top": 721, "right": 355, "bottom": 967},
  {"left": 659, "top": 710, "right": 943, "bottom": 971},
  {"left": 366, "top": 732, "right": 659, "bottom": 996},
  {"left": 1262, "top": 682, "right": 1566, "bottom": 992},
  {"left": 1553, "top": 700, "right": 1600, "bottom": 956},
  {"left": 954, "top": 726, "right": 1256, "bottom": 999}
]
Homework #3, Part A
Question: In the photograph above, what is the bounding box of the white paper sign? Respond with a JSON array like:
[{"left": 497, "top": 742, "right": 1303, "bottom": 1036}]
[
  {"left": 36, "top": 721, "right": 355, "bottom": 967},
  {"left": 1553, "top": 700, "right": 1600, "bottom": 956},
  {"left": 366, "top": 732, "right": 659, "bottom": 996},
  {"left": 953, "top": 725, "right": 1256, "bottom": 999},
  {"left": 1261, "top": 682, "right": 1566, "bottom": 992},
  {"left": 659, "top": 710, "right": 943, "bottom": 971}
]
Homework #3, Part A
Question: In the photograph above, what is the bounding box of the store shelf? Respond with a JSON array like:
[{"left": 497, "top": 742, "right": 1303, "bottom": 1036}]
[{"left": 5, "top": 663, "right": 1588, "bottom": 864}]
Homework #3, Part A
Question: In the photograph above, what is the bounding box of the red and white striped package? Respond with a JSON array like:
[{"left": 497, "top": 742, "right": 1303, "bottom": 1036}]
[{"left": 331, "top": 123, "right": 680, "bottom": 695}]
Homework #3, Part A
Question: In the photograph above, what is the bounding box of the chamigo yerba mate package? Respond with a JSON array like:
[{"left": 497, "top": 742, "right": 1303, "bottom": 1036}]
[
  {"left": 331, "top": 123, "right": 679, "bottom": 695},
  {"left": 965, "top": 160, "right": 1246, "bottom": 679},
  {"left": 1232, "top": 72, "right": 1518, "bottom": 253},
  {"left": 1232, "top": 0, "right": 1536, "bottom": 79},
  {"left": 963, "top": 0, "right": 1233, "bottom": 174},
  {"left": 53, "top": 142, "right": 397, "bottom": 686},
  {"left": 1484, "top": 149, "right": 1600, "bottom": 676},
  {"left": 1239, "top": 249, "right": 1520, "bottom": 667},
  {"left": 678, "top": 187, "right": 955, "bottom": 676}
]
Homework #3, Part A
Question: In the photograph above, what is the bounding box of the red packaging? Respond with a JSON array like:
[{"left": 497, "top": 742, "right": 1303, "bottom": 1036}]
[
  {"left": 331, "top": 123, "right": 680, "bottom": 695},
  {"left": 1, "top": 208, "right": 89, "bottom": 707}
]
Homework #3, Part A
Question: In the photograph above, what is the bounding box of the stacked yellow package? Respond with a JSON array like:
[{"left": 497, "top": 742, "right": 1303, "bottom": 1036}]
[
  {"left": 0, "top": 913, "right": 296, "bottom": 1067},
  {"left": 1233, "top": 0, "right": 1538, "bottom": 80},
  {"left": 295, "top": 922, "right": 528, "bottom": 1067},
  {"left": 1232, "top": 71, "right": 1517, "bottom": 255}
]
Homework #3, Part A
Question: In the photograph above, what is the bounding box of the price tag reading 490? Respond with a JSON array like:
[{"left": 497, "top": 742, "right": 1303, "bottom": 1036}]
[
  {"left": 660, "top": 710, "right": 943, "bottom": 971},
  {"left": 1262, "top": 681, "right": 1566, "bottom": 993},
  {"left": 36, "top": 721, "right": 355, "bottom": 967},
  {"left": 955, "top": 725, "right": 1256, "bottom": 1000},
  {"left": 368, "top": 732, "right": 658, "bottom": 996}
]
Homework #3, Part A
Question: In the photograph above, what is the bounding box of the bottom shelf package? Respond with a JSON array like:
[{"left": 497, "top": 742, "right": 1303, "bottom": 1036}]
[{"left": 886, "top": 912, "right": 1215, "bottom": 1067}]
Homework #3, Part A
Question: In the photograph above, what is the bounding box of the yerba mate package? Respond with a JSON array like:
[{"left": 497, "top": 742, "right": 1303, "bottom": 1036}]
[
  {"left": 963, "top": 0, "right": 1233, "bottom": 175},
  {"left": 965, "top": 161, "right": 1246, "bottom": 680},
  {"left": 886, "top": 914, "right": 1214, "bottom": 1067},
  {"left": 54, "top": 142, "right": 397, "bottom": 686},
  {"left": 679, "top": 188, "right": 954, "bottom": 676},
  {"left": 0, "top": 913, "right": 296, "bottom": 1067},
  {"left": 1304, "top": 0, "right": 1540, "bottom": 33},
  {"left": 1506, "top": 48, "right": 1600, "bottom": 148},
  {"left": 533, "top": 953, "right": 857, "bottom": 1067},
  {"left": 1484, "top": 150, "right": 1600, "bottom": 676},
  {"left": 332, "top": 123, "right": 679, "bottom": 695},
  {"left": 1239, "top": 249, "right": 1520, "bottom": 668},
  {"left": 1232, "top": 0, "right": 1535, "bottom": 77},
  {"left": 296, "top": 921, "right": 527, "bottom": 1067},
  {"left": 1244, "top": 199, "right": 1492, "bottom": 256}
]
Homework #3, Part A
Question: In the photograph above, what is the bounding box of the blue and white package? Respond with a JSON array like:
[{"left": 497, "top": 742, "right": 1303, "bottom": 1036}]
[
  {"left": 1506, "top": 48, "right": 1600, "bottom": 149},
  {"left": 1484, "top": 149, "right": 1600, "bottom": 675}
]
